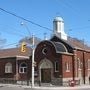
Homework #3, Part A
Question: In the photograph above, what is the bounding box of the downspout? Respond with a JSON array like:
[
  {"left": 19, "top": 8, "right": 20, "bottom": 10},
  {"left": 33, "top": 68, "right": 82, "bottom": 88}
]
[
  {"left": 73, "top": 53, "right": 75, "bottom": 81},
  {"left": 73, "top": 50, "right": 77, "bottom": 81},
  {"left": 83, "top": 51, "right": 85, "bottom": 84},
  {"left": 16, "top": 59, "right": 19, "bottom": 80}
]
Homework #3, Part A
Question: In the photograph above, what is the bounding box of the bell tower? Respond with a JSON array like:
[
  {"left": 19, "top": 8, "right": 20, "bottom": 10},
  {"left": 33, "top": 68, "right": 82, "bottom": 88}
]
[{"left": 53, "top": 17, "right": 67, "bottom": 40}]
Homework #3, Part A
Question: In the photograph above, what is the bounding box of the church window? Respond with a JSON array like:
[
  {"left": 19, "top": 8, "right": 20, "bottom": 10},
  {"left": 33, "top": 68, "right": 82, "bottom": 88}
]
[
  {"left": 88, "top": 59, "right": 90, "bottom": 70},
  {"left": 5, "top": 62, "right": 12, "bottom": 73},
  {"left": 42, "top": 48, "right": 48, "bottom": 55},
  {"left": 77, "top": 58, "right": 82, "bottom": 70},
  {"left": 55, "top": 61, "right": 59, "bottom": 72},
  {"left": 65, "top": 62, "right": 70, "bottom": 72},
  {"left": 19, "top": 63, "right": 27, "bottom": 73}
]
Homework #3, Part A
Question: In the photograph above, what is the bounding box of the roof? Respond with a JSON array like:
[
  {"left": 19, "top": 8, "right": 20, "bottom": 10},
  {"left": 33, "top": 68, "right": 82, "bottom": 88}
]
[
  {"left": 50, "top": 35, "right": 90, "bottom": 52},
  {"left": 37, "top": 40, "right": 73, "bottom": 54},
  {"left": 54, "top": 17, "right": 64, "bottom": 22},
  {"left": 0, "top": 47, "right": 32, "bottom": 58},
  {"left": 67, "top": 37, "right": 90, "bottom": 51},
  {"left": 53, "top": 42, "right": 68, "bottom": 53}
]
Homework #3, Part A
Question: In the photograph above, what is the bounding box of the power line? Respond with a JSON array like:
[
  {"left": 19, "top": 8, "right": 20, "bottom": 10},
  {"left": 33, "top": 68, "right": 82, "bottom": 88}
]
[
  {"left": 0, "top": 28, "right": 25, "bottom": 37},
  {"left": 56, "top": 0, "right": 82, "bottom": 18},
  {"left": 0, "top": 22, "right": 30, "bottom": 37},
  {"left": 68, "top": 25, "right": 90, "bottom": 31},
  {"left": 1, "top": 42, "right": 18, "bottom": 49},
  {"left": 0, "top": 7, "right": 53, "bottom": 31}
]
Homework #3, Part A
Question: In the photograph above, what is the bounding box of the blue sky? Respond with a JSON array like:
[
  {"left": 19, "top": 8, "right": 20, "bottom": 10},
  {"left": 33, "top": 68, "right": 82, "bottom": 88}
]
[{"left": 0, "top": 0, "right": 90, "bottom": 48}]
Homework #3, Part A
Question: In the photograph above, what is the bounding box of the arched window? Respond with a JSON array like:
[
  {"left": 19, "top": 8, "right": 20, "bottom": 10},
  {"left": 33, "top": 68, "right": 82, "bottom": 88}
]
[
  {"left": 19, "top": 63, "right": 27, "bottom": 73},
  {"left": 5, "top": 63, "right": 12, "bottom": 73},
  {"left": 54, "top": 42, "right": 67, "bottom": 52}
]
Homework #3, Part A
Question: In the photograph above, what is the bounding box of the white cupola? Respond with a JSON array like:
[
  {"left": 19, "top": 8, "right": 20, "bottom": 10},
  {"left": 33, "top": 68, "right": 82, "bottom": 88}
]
[{"left": 53, "top": 17, "right": 67, "bottom": 40}]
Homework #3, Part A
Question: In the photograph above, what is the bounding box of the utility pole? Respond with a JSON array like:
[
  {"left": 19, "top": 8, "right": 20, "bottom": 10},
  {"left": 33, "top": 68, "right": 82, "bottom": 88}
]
[
  {"left": 21, "top": 22, "right": 35, "bottom": 88},
  {"left": 21, "top": 22, "right": 35, "bottom": 87},
  {"left": 31, "top": 34, "right": 35, "bottom": 88}
]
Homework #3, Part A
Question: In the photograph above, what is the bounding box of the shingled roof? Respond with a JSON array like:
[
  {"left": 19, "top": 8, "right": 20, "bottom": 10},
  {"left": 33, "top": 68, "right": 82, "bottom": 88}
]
[
  {"left": 67, "top": 37, "right": 90, "bottom": 51},
  {"left": 0, "top": 47, "right": 32, "bottom": 58}
]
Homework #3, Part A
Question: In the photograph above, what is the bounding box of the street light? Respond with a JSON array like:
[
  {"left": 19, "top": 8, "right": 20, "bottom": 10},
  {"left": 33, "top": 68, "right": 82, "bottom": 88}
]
[
  {"left": 21, "top": 22, "right": 35, "bottom": 87},
  {"left": 31, "top": 34, "right": 35, "bottom": 88},
  {"left": 21, "top": 22, "right": 31, "bottom": 37}
]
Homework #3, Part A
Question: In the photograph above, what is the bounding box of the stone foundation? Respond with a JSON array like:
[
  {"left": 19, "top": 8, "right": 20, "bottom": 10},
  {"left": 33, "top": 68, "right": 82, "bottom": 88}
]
[{"left": 51, "top": 78, "right": 62, "bottom": 86}]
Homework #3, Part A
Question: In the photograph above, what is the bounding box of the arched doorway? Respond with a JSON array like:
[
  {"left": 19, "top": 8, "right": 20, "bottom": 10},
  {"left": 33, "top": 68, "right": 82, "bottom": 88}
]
[{"left": 39, "top": 58, "right": 53, "bottom": 83}]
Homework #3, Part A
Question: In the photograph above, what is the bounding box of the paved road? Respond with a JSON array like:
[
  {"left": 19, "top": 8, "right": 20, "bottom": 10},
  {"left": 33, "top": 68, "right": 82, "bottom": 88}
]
[
  {"left": 0, "top": 84, "right": 90, "bottom": 90},
  {"left": 0, "top": 86, "right": 22, "bottom": 90},
  {"left": 0, "top": 86, "right": 90, "bottom": 90}
]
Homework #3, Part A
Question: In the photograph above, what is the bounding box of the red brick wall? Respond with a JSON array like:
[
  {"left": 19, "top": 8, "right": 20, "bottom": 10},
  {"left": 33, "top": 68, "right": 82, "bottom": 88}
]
[
  {"left": 0, "top": 57, "right": 16, "bottom": 78},
  {"left": 35, "top": 41, "right": 62, "bottom": 78},
  {"left": 0, "top": 57, "right": 32, "bottom": 81},
  {"left": 62, "top": 54, "right": 73, "bottom": 78},
  {"left": 75, "top": 50, "right": 90, "bottom": 83},
  {"left": 17, "top": 59, "right": 31, "bottom": 80},
  {"left": 85, "top": 52, "right": 90, "bottom": 76}
]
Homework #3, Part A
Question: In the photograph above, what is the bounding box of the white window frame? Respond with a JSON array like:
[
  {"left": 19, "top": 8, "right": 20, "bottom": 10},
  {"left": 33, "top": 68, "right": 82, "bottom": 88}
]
[
  {"left": 77, "top": 58, "right": 82, "bottom": 70},
  {"left": 5, "top": 62, "right": 12, "bottom": 73},
  {"left": 88, "top": 59, "right": 90, "bottom": 70},
  {"left": 19, "top": 63, "right": 27, "bottom": 73},
  {"left": 65, "top": 62, "right": 70, "bottom": 72},
  {"left": 55, "top": 61, "right": 59, "bottom": 72}
]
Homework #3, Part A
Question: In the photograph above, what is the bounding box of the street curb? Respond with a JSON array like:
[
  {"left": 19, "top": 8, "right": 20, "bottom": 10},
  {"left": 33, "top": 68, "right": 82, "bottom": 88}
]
[
  {"left": 0, "top": 84, "right": 90, "bottom": 89},
  {"left": 33, "top": 86, "right": 90, "bottom": 90}
]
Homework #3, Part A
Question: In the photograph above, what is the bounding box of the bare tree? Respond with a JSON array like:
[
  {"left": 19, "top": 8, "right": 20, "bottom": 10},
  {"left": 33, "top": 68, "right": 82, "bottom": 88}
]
[
  {"left": 0, "top": 35, "right": 6, "bottom": 49},
  {"left": 19, "top": 36, "right": 41, "bottom": 47}
]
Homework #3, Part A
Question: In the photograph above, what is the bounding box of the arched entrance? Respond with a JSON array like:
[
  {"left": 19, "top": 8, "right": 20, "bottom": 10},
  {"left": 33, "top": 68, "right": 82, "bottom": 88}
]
[{"left": 39, "top": 58, "right": 53, "bottom": 83}]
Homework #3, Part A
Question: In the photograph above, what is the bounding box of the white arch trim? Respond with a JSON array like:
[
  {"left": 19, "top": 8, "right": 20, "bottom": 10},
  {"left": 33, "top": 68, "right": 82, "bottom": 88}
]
[{"left": 39, "top": 58, "right": 53, "bottom": 69}]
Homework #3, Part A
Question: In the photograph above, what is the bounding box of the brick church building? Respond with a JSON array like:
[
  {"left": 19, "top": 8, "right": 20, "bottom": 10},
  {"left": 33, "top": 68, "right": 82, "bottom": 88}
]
[{"left": 0, "top": 17, "right": 90, "bottom": 86}]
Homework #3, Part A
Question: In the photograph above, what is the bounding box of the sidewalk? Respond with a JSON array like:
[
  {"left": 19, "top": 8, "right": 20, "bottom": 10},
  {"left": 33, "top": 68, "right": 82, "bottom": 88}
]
[
  {"left": 33, "top": 85, "right": 90, "bottom": 90},
  {"left": 0, "top": 84, "right": 90, "bottom": 89}
]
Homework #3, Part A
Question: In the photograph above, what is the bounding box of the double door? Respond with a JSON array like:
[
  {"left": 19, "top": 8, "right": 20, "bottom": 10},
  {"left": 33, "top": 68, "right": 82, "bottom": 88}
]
[{"left": 41, "top": 68, "right": 51, "bottom": 83}]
